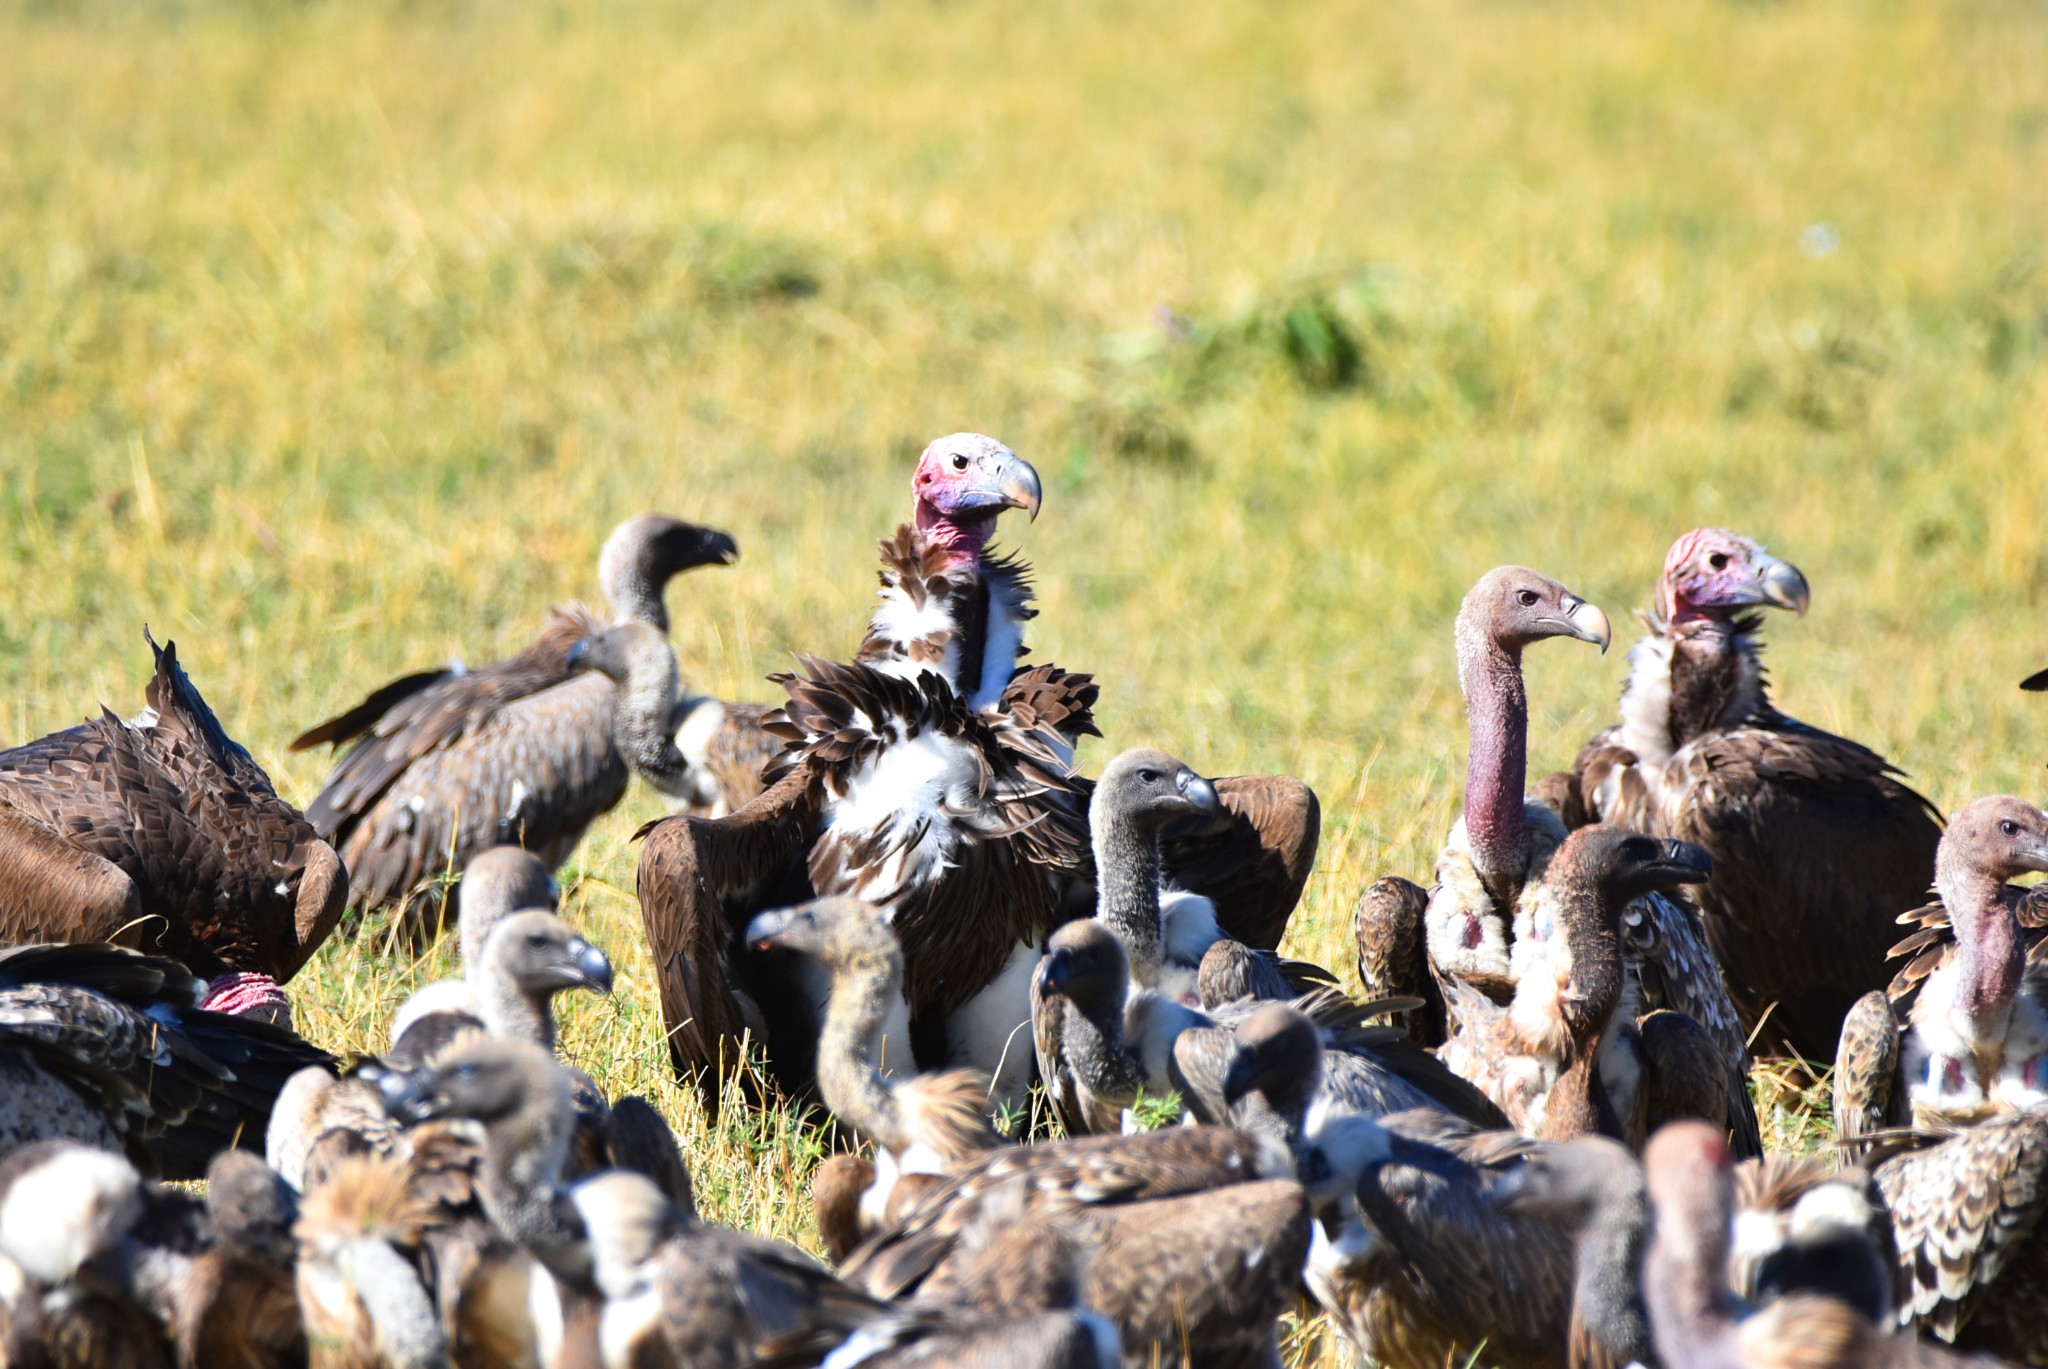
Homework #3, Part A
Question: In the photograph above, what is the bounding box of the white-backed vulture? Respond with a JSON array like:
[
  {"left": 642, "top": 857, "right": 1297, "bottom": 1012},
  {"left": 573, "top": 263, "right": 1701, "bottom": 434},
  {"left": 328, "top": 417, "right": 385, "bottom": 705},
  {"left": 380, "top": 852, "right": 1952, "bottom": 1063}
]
[
  {"left": 0, "top": 633, "right": 346, "bottom": 997},
  {"left": 385, "top": 843, "right": 559, "bottom": 1047},
  {"left": 1836, "top": 797, "right": 2048, "bottom": 1141},
  {"left": 290, "top": 514, "right": 741, "bottom": 917},
  {"left": 1565, "top": 528, "right": 1944, "bottom": 1060},
  {"left": 1642, "top": 1122, "right": 2003, "bottom": 1369},
  {"left": 0, "top": 942, "right": 333, "bottom": 1181},
  {"left": 1436, "top": 826, "right": 1760, "bottom": 1155}
]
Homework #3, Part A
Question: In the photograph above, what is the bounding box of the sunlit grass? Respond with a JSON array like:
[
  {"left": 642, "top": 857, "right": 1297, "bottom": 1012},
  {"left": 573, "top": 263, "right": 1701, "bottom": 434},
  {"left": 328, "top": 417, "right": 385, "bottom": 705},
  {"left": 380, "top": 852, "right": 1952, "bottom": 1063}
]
[{"left": 4, "top": 0, "right": 2046, "bottom": 1362}]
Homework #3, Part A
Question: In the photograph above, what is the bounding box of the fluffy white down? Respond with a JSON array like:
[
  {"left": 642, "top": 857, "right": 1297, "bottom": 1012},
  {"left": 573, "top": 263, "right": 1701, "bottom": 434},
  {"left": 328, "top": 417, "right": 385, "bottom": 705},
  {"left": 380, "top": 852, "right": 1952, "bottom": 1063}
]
[
  {"left": 1125, "top": 991, "right": 1208, "bottom": 1095},
  {"left": 386, "top": 979, "right": 479, "bottom": 1049},
  {"left": 945, "top": 939, "right": 1042, "bottom": 1111},
  {"left": 866, "top": 585, "right": 963, "bottom": 686},
  {"left": 824, "top": 724, "right": 983, "bottom": 904},
  {"left": 0, "top": 1146, "right": 141, "bottom": 1284},
  {"left": 1158, "top": 889, "right": 1223, "bottom": 1003},
  {"left": 1615, "top": 631, "right": 1679, "bottom": 772}
]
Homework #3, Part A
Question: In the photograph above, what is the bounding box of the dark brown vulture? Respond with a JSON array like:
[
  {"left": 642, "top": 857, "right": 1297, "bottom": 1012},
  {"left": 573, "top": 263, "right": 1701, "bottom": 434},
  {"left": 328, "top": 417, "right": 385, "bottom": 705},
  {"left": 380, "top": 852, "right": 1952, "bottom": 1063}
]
[
  {"left": 0, "top": 633, "right": 345, "bottom": 998},
  {"left": 289, "top": 513, "right": 740, "bottom": 917},
  {"left": 1643, "top": 1122, "right": 1998, "bottom": 1369},
  {"left": 1356, "top": 568, "right": 1748, "bottom": 1091},
  {"left": 1564, "top": 528, "right": 1944, "bottom": 1061},
  {"left": 0, "top": 942, "right": 333, "bottom": 1181},
  {"left": 637, "top": 434, "right": 1322, "bottom": 1110},
  {"left": 1437, "top": 826, "right": 1761, "bottom": 1155},
  {"left": 1835, "top": 797, "right": 2048, "bottom": 1142}
]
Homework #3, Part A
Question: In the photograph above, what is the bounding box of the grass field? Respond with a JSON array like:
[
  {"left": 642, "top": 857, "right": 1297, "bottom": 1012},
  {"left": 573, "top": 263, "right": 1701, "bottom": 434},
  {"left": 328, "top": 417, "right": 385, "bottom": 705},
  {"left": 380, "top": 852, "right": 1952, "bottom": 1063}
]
[{"left": 3, "top": 0, "right": 2046, "bottom": 1359}]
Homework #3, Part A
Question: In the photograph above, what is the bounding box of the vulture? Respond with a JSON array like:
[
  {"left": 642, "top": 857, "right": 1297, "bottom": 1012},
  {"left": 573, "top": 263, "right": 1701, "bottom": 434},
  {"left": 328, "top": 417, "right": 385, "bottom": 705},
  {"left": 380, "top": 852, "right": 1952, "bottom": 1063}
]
[
  {"left": 1498, "top": 1133, "right": 1898, "bottom": 1369},
  {"left": 291, "top": 1151, "right": 446, "bottom": 1369},
  {"left": 1642, "top": 1121, "right": 2002, "bottom": 1369},
  {"left": 1357, "top": 567, "right": 1747, "bottom": 1088},
  {"left": 1436, "top": 826, "right": 1761, "bottom": 1155},
  {"left": 1563, "top": 528, "right": 1944, "bottom": 1060},
  {"left": 290, "top": 513, "right": 743, "bottom": 918},
  {"left": 1868, "top": 1106, "right": 2048, "bottom": 1361},
  {"left": 0, "top": 633, "right": 346, "bottom": 997},
  {"left": 637, "top": 435, "right": 1322, "bottom": 1109},
  {"left": 1836, "top": 797, "right": 2048, "bottom": 1141},
  {"left": 383, "top": 842, "right": 558, "bottom": 1047},
  {"left": 0, "top": 942, "right": 333, "bottom": 1181}
]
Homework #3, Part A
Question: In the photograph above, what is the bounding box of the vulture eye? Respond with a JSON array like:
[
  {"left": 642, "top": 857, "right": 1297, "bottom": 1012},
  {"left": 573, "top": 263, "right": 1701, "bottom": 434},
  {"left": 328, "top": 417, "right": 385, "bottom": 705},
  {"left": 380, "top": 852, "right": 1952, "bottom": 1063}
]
[
  {"left": 2001, "top": 819, "right": 2019, "bottom": 837},
  {"left": 527, "top": 933, "right": 549, "bottom": 949},
  {"left": 950, "top": 452, "right": 970, "bottom": 472},
  {"left": 1137, "top": 769, "right": 1161, "bottom": 784},
  {"left": 1516, "top": 589, "right": 1539, "bottom": 607},
  {"left": 453, "top": 1064, "right": 478, "bottom": 1082},
  {"left": 1708, "top": 552, "right": 1729, "bottom": 570}
]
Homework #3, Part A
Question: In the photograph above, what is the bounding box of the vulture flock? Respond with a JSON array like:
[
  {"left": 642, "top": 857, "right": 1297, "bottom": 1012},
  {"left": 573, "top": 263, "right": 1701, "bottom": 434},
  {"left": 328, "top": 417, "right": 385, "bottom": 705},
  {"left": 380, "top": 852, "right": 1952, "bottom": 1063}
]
[{"left": 4, "top": 432, "right": 2048, "bottom": 1369}]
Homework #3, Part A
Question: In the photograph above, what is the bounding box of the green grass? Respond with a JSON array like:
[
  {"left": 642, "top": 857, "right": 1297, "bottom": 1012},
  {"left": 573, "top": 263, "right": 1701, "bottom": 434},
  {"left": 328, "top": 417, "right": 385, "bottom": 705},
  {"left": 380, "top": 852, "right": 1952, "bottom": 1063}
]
[{"left": 3, "top": 0, "right": 2046, "bottom": 1360}]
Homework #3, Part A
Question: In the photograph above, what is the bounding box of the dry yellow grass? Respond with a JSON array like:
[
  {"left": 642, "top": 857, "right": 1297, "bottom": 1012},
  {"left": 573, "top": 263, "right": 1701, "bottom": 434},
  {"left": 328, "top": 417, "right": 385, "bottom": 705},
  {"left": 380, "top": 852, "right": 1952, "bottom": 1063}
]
[{"left": 3, "top": 0, "right": 2046, "bottom": 1361}]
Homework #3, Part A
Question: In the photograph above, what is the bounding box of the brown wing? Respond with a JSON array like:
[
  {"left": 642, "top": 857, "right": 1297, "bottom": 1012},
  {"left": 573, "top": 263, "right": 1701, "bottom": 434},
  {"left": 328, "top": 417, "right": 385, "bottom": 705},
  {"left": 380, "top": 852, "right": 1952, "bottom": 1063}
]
[
  {"left": 813, "top": 1153, "right": 876, "bottom": 1263},
  {"left": 1353, "top": 875, "right": 1446, "bottom": 1047},
  {"left": 1623, "top": 890, "right": 1749, "bottom": 1085},
  {"left": 1638, "top": 1009, "right": 1761, "bottom": 1158},
  {"left": 1654, "top": 723, "right": 1942, "bottom": 1061},
  {"left": 1886, "top": 886, "right": 2048, "bottom": 1011},
  {"left": 635, "top": 770, "right": 817, "bottom": 1106},
  {"left": 1159, "top": 774, "right": 1319, "bottom": 952},
  {"left": 700, "top": 701, "right": 783, "bottom": 812},
  {"left": 1030, "top": 971, "right": 1084, "bottom": 1137},
  {"left": 1568, "top": 726, "right": 1650, "bottom": 832},
  {"left": 1877, "top": 1108, "right": 2048, "bottom": 1347},
  {"left": 1835, "top": 990, "right": 1903, "bottom": 1150}
]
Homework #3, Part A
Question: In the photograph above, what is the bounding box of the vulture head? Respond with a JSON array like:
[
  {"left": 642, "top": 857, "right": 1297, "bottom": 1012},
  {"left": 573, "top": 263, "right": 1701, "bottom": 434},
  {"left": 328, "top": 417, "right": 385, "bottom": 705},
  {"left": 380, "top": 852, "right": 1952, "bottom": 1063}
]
[
  {"left": 205, "top": 1148, "right": 299, "bottom": 1269},
  {"left": 1459, "top": 566, "right": 1612, "bottom": 663},
  {"left": 1491, "top": 1133, "right": 1641, "bottom": 1227},
  {"left": 745, "top": 897, "right": 903, "bottom": 995},
  {"left": 1642, "top": 1119, "right": 1736, "bottom": 1294},
  {"left": 597, "top": 514, "right": 740, "bottom": 633},
  {"left": 1552, "top": 826, "right": 1713, "bottom": 911},
  {"left": 378, "top": 1036, "right": 571, "bottom": 1134},
  {"left": 1221, "top": 1003, "right": 1321, "bottom": 1108},
  {"left": 1937, "top": 797, "right": 2048, "bottom": 1018},
  {"left": 1939, "top": 795, "right": 2048, "bottom": 887},
  {"left": 911, "top": 433, "right": 1042, "bottom": 561},
  {"left": 1034, "top": 919, "right": 1132, "bottom": 1020},
  {"left": 1654, "top": 528, "right": 1809, "bottom": 627},
  {"left": 455, "top": 845, "right": 558, "bottom": 965},
  {"left": 1089, "top": 747, "right": 1225, "bottom": 836},
  {"left": 479, "top": 909, "right": 615, "bottom": 999}
]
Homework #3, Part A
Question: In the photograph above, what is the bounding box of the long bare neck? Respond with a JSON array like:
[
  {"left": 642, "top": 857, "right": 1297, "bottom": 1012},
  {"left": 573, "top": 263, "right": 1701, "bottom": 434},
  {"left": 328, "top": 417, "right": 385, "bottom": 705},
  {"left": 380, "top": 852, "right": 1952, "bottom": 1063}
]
[
  {"left": 479, "top": 1093, "right": 587, "bottom": 1281},
  {"left": 599, "top": 547, "right": 670, "bottom": 632},
  {"left": 611, "top": 651, "right": 687, "bottom": 786},
  {"left": 816, "top": 947, "right": 908, "bottom": 1150},
  {"left": 1644, "top": 1183, "right": 1741, "bottom": 1369},
  {"left": 1938, "top": 858, "right": 2024, "bottom": 1027},
  {"left": 1094, "top": 819, "right": 1165, "bottom": 986},
  {"left": 1458, "top": 622, "right": 1529, "bottom": 902},
  {"left": 475, "top": 968, "right": 556, "bottom": 1052}
]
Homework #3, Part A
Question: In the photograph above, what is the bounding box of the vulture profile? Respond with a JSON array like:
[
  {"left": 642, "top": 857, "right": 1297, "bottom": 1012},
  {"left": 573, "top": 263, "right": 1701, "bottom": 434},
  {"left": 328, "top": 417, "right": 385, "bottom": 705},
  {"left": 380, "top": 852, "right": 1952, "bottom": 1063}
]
[
  {"left": 1564, "top": 528, "right": 1944, "bottom": 1060},
  {"left": 1836, "top": 797, "right": 2048, "bottom": 1140},
  {"left": 1642, "top": 1121, "right": 1997, "bottom": 1369},
  {"left": 382, "top": 842, "right": 558, "bottom": 1047},
  {"left": 290, "top": 513, "right": 742, "bottom": 918},
  {"left": 0, "top": 633, "right": 346, "bottom": 996},
  {"left": 0, "top": 942, "right": 333, "bottom": 1181},
  {"left": 1437, "top": 826, "right": 1761, "bottom": 1154}
]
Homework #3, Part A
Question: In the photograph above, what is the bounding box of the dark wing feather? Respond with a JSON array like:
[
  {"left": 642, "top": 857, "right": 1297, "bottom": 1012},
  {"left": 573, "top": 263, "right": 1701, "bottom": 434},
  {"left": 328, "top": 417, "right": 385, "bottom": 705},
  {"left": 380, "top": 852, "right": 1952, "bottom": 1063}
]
[
  {"left": 1158, "top": 773, "right": 1319, "bottom": 952},
  {"left": 1353, "top": 875, "right": 1446, "bottom": 1047},
  {"left": 1886, "top": 886, "right": 2048, "bottom": 1011},
  {"left": 1835, "top": 990, "right": 1903, "bottom": 1150},
  {"left": 700, "top": 701, "right": 783, "bottom": 812},
  {"left": 635, "top": 770, "right": 816, "bottom": 1106},
  {"left": 1622, "top": 890, "right": 1750, "bottom": 1084},
  {"left": 1638, "top": 1008, "right": 1761, "bottom": 1158},
  {"left": 289, "top": 668, "right": 458, "bottom": 753}
]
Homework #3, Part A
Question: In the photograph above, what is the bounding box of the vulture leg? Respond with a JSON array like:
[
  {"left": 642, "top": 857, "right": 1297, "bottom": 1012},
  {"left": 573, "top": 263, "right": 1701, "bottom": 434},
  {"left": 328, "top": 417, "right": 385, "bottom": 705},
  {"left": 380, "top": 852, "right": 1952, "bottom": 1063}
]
[
  {"left": 0, "top": 806, "right": 142, "bottom": 950},
  {"left": 1832, "top": 990, "right": 1900, "bottom": 1153},
  {"left": 1638, "top": 1009, "right": 1762, "bottom": 1158},
  {"left": 634, "top": 772, "right": 817, "bottom": 1108},
  {"left": 1353, "top": 876, "right": 1446, "bottom": 1048},
  {"left": 1159, "top": 774, "right": 1319, "bottom": 952}
]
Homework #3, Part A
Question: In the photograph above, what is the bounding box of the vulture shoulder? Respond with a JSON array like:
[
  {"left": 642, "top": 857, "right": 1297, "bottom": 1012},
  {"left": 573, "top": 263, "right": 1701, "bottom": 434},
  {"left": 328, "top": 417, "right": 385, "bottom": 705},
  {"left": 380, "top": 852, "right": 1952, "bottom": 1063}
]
[
  {"left": 635, "top": 769, "right": 818, "bottom": 1103},
  {"left": 674, "top": 697, "right": 783, "bottom": 814},
  {"left": 1885, "top": 886, "right": 2048, "bottom": 1013},
  {"left": 1157, "top": 772, "right": 1321, "bottom": 952},
  {"left": 1876, "top": 1107, "right": 2048, "bottom": 1359},
  {"left": 1637, "top": 1008, "right": 1762, "bottom": 1157}
]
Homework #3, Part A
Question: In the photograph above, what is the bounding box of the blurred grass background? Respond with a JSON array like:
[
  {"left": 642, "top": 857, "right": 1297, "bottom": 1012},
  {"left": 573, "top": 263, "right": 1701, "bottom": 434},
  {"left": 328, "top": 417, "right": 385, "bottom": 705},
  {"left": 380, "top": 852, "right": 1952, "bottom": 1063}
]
[{"left": 2, "top": 0, "right": 2045, "bottom": 1358}]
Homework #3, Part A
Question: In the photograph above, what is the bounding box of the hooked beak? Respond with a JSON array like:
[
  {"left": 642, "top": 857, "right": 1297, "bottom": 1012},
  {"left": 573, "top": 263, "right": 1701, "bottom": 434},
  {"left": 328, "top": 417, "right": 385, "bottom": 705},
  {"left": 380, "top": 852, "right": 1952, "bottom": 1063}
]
[
  {"left": 1548, "top": 596, "right": 1612, "bottom": 654},
  {"left": 695, "top": 528, "right": 741, "bottom": 568},
  {"left": 2022, "top": 667, "right": 2048, "bottom": 693},
  {"left": 743, "top": 908, "right": 801, "bottom": 954},
  {"left": 375, "top": 1067, "right": 441, "bottom": 1125},
  {"left": 1639, "top": 838, "right": 1715, "bottom": 888},
  {"left": 1034, "top": 947, "right": 1075, "bottom": 998},
  {"left": 569, "top": 940, "right": 614, "bottom": 994},
  {"left": 1756, "top": 554, "right": 1811, "bottom": 616},
  {"left": 1489, "top": 1164, "right": 1530, "bottom": 1212},
  {"left": 987, "top": 453, "right": 1044, "bottom": 523},
  {"left": 566, "top": 636, "right": 595, "bottom": 670},
  {"left": 1174, "top": 769, "right": 1224, "bottom": 819}
]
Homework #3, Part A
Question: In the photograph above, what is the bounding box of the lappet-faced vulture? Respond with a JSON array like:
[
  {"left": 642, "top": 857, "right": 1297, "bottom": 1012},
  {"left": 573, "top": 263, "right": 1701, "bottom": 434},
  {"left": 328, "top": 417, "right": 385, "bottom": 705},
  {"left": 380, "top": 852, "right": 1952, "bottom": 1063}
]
[
  {"left": 635, "top": 435, "right": 1322, "bottom": 1110},
  {"left": 289, "top": 513, "right": 740, "bottom": 919},
  {"left": 1563, "top": 529, "right": 1943, "bottom": 1060},
  {"left": 1835, "top": 797, "right": 2048, "bottom": 1142},
  {"left": 1356, "top": 568, "right": 1747, "bottom": 1091},
  {"left": 0, "top": 633, "right": 346, "bottom": 999}
]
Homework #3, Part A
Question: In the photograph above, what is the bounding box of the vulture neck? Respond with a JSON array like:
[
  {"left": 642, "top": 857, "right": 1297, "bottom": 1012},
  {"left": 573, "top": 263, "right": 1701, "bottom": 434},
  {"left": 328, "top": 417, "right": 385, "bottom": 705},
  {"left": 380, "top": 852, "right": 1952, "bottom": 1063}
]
[
  {"left": 599, "top": 543, "right": 671, "bottom": 633},
  {"left": 1621, "top": 613, "right": 1768, "bottom": 766},
  {"left": 1644, "top": 1167, "right": 1743, "bottom": 1369},
  {"left": 1534, "top": 870, "right": 1628, "bottom": 1140},
  {"left": 1063, "top": 988, "right": 1143, "bottom": 1103},
  {"left": 474, "top": 967, "right": 558, "bottom": 1053},
  {"left": 477, "top": 1087, "right": 591, "bottom": 1285},
  {"left": 861, "top": 526, "right": 1032, "bottom": 714},
  {"left": 1457, "top": 621, "right": 1531, "bottom": 905},
  {"left": 609, "top": 646, "right": 689, "bottom": 790},
  {"left": 1937, "top": 859, "right": 2025, "bottom": 1033},
  {"left": 815, "top": 944, "right": 910, "bottom": 1153},
  {"left": 1094, "top": 817, "right": 1167, "bottom": 989}
]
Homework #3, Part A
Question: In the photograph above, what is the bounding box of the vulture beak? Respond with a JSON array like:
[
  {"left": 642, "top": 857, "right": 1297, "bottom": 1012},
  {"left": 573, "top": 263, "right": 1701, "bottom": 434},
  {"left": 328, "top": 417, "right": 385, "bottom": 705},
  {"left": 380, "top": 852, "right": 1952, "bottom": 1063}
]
[
  {"left": 744, "top": 908, "right": 803, "bottom": 954},
  {"left": 1547, "top": 596, "right": 1613, "bottom": 654},
  {"left": 566, "top": 636, "right": 595, "bottom": 670},
  {"left": 1034, "top": 947, "right": 1075, "bottom": 998},
  {"left": 1756, "top": 554, "right": 1811, "bottom": 616},
  {"left": 569, "top": 940, "right": 614, "bottom": 994},
  {"left": 2022, "top": 667, "right": 2048, "bottom": 693},
  {"left": 1637, "top": 838, "right": 1715, "bottom": 889},
  {"left": 376, "top": 1067, "right": 442, "bottom": 1125},
  {"left": 1489, "top": 1164, "right": 1531, "bottom": 1211},
  {"left": 694, "top": 527, "right": 741, "bottom": 568},
  {"left": 953, "top": 451, "right": 1042, "bottom": 522},
  {"left": 1174, "top": 769, "right": 1225, "bottom": 819}
]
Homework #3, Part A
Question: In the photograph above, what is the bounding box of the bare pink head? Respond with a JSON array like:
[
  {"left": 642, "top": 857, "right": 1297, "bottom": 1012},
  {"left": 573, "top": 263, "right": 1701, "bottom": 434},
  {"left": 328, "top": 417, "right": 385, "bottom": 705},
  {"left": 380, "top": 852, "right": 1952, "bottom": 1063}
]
[
  {"left": 202, "top": 972, "right": 293, "bottom": 1030},
  {"left": 1654, "top": 529, "right": 1810, "bottom": 626},
  {"left": 1940, "top": 796, "right": 2048, "bottom": 888},
  {"left": 911, "top": 433, "right": 1042, "bottom": 563}
]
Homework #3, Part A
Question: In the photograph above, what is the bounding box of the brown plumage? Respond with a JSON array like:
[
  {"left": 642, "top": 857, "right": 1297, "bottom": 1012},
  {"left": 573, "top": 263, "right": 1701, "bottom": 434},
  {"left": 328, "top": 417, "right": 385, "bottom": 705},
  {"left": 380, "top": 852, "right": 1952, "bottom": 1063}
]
[
  {"left": 1353, "top": 875, "right": 1445, "bottom": 1045},
  {"left": 1568, "top": 529, "right": 1943, "bottom": 1061},
  {"left": 0, "top": 633, "right": 346, "bottom": 987},
  {"left": 1031, "top": 920, "right": 1151, "bottom": 1137},
  {"left": 293, "top": 1153, "right": 446, "bottom": 1369},
  {"left": 1838, "top": 798, "right": 2048, "bottom": 1145},
  {"left": 175, "top": 1150, "right": 307, "bottom": 1369},
  {"left": 0, "top": 942, "right": 334, "bottom": 1181},
  {"left": 1644, "top": 1121, "right": 2005, "bottom": 1369},
  {"left": 291, "top": 514, "right": 739, "bottom": 917}
]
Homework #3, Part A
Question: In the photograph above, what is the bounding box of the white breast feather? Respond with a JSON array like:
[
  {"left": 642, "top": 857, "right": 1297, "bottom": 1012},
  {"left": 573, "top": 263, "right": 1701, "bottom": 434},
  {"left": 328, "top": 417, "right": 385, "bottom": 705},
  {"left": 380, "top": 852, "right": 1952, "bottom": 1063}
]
[
  {"left": 823, "top": 724, "right": 983, "bottom": 903},
  {"left": 1615, "top": 632, "right": 1678, "bottom": 771},
  {"left": 866, "top": 584, "right": 963, "bottom": 685}
]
